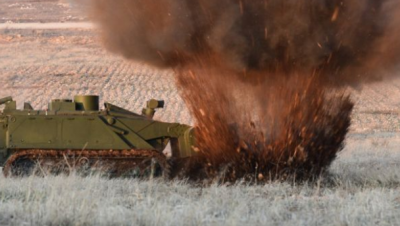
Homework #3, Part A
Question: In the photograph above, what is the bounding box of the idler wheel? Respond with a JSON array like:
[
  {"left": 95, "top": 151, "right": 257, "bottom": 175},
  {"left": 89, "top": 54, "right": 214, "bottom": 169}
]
[
  {"left": 77, "top": 157, "right": 90, "bottom": 167},
  {"left": 119, "top": 157, "right": 169, "bottom": 179}
]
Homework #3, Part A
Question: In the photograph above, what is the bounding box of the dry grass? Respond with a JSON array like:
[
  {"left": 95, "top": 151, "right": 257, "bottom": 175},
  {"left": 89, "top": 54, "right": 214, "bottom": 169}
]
[{"left": 0, "top": 134, "right": 399, "bottom": 226}]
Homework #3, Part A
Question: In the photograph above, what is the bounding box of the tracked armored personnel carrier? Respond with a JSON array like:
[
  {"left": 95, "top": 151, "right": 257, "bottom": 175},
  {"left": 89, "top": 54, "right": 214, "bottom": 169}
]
[{"left": 0, "top": 95, "right": 196, "bottom": 178}]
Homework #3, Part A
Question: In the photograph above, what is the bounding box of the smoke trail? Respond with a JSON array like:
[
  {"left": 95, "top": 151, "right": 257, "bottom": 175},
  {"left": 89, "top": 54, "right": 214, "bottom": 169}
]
[{"left": 90, "top": 0, "right": 400, "bottom": 182}]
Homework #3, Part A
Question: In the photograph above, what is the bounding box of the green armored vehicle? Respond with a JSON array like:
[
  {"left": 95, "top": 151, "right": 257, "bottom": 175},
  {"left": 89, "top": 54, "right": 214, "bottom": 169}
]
[{"left": 0, "top": 95, "right": 196, "bottom": 177}]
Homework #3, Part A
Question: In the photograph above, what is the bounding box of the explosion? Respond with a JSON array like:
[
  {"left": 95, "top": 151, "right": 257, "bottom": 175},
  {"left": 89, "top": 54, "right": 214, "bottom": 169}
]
[
  {"left": 175, "top": 67, "right": 353, "bottom": 182},
  {"left": 90, "top": 0, "right": 400, "bottom": 182}
]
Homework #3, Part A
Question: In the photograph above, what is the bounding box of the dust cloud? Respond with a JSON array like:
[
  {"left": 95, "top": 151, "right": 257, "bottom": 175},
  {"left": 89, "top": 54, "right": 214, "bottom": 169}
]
[{"left": 90, "top": 0, "right": 400, "bottom": 182}]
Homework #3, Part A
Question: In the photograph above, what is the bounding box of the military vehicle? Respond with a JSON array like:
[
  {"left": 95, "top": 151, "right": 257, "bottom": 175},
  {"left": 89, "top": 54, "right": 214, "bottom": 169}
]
[{"left": 0, "top": 95, "right": 196, "bottom": 178}]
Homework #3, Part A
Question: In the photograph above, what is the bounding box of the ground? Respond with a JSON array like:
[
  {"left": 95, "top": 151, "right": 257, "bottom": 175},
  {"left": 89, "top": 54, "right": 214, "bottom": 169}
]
[{"left": 0, "top": 1, "right": 399, "bottom": 225}]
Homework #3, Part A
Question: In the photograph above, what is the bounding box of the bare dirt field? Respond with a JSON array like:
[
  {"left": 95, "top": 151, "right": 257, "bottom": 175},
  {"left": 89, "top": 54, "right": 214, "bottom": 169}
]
[{"left": 0, "top": 1, "right": 399, "bottom": 225}]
